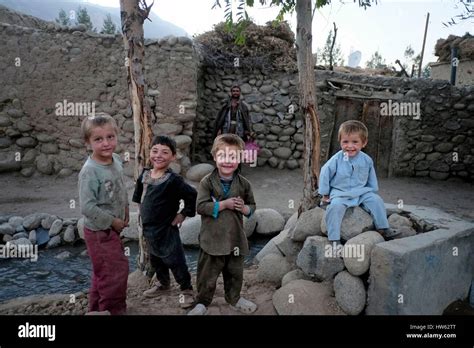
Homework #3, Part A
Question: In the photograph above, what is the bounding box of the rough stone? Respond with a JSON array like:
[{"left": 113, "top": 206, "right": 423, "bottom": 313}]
[
  {"left": 16, "top": 137, "right": 37, "bottom": 148},
  {"left": 281, "top": 269, "right": 311, "bottom": 287},
  {"left": 46, "top": 235, "right": 61, "bottom": 249},
  {"left": 343, "top": 231, "right": 385, "bottom": 276},
  {"left": 321, "top": 207, "right": 374, "bottom": 241},
  {"left": 179, "top": 215, "right": 201, "bottom": 247},
  {"left": 48, "top": 219, "right": 63, "bottom": 237},
  {"left": 255, "top": 209, "right": 285, "bottom": 235},
  {"left": 272, "top": 280, "right": 345, "bottom": 315},
  {"left": 296, "top": 236, "right": 345, "bottom": 281},
  {"left": 23, "top": 214, "right": 43, "bottom": 230},
  {"left": 63, "top": 225, "right": 76, "bottom": 243},
  {"left": 186, "top": 163, "right": 214, "bottom": 182},
  {"left": 274, "top": 147, "right": 292, "bottom": 160},
  {"left": 290, "top": 207, "right": 325, "bottom": 242},
  {"left": 256, "top": 253, "right": 292, "bottom": 285},
  {"left": 244, "top": 214, "right": 257, "bottom": 237},
  {"left": 334, "top": 271, "right": 366, "bottom": 315}
]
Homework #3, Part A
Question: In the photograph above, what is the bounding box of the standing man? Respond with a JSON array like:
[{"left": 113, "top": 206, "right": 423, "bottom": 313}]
[{"left": 213, "top": 85, "right": 252, "bottom": 142}]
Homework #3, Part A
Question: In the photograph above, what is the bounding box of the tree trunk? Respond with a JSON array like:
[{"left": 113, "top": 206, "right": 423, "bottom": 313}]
[
  {"left": 119, "top": 0, "right": 154, "bottom": 276},
  {"left": 296, "top": 0, "right": 321, "bottom": 215}
]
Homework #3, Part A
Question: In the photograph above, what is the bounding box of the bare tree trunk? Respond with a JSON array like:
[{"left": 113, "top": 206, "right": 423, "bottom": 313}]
[
  {"left": 119, "top": 0, "right": 154, "bottom": 276},
  {"left": 329, "top": 22, "right": 337, "bottom": 71},
  {"left": 296, "top": 0, "right": 321, "bottom": 215}
]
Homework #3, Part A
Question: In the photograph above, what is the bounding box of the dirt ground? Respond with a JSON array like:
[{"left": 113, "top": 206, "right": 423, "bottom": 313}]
[
  {"left": 0, "top": 166, "right": 473, "bottom": 221},
  {"left": 0, "top": 167, "right": 473, "bottom": 315}
]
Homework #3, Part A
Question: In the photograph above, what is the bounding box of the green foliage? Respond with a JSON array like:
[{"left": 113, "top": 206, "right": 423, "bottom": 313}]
[
  {"left": 316, "top": 29, "right": 344, "bottom": 66},
  {"left": 366, "top": 51, "right": 386, "bottom": 69},
  {"left": 101, "top": 13, "right": 117, "bottom": 34},
  {"left": 55, "top": 8, "right": 70, "bottom": 26},
  {"left": 212, "top": 0, "right": 378, "bottom": 45},
  {"left": 76, "top": 6, "right": 95, "bottom": 32}
]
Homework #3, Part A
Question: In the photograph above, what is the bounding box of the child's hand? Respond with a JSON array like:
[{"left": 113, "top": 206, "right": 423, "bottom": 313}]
[
  {"left": 112, "top": 218, "right": 126, "bottom": 233},
  {"left": 322, "top": 195, "right": 331, "bottom": 203},
  {"left": 221, "top": 198, "right": 236, "bottom": 210},
  {"left": 171, "top": 213, "right": 185, "bottom": 228},
  {"left": 234, "top": 197, "right": 247, "bottom": 213}
]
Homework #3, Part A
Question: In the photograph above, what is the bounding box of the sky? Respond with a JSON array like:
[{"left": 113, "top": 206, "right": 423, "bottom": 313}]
[{"left": 85, "top": 0, "right": 472, "bottom": 67}]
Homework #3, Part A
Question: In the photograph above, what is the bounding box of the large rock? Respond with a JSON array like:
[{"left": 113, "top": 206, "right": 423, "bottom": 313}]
[
  {"left": 284, "top": 212, "right": 298, "bottom": 231},
  {"left": 256, "top": 253, "right": 292, "bottom": 285},
  {"left": 63, "top": 225, "right": 76, "bottom": 243},
  {"left": 273, "top": 229, "right": 303, "bottom": 264},
  {"left": 254, "top": 238, "right": 283, "bottom": 264},
  {"left": 343, "top": 231, "right": 385, "bottom": 276},
  {"left": 179, "top": 215, "right": 201, "bottom": 247},
  {"left": 281, "top": 269, "right": 311, "bottom": 287},
  {"left": 47, "top": 235, "right": 61, "bottom": 249},
  {"left": 23, "top": 213, "right": 43, "bottom": 230},
  {"left": 8, "top": 216, "right": 24, "bottom": 228},
  {"left": 388, "top": 213, "right": 417, "bottom": 239},
  {"left": 255, "top": 209, "right": 285, "bottom": 235},
  {"left": 321, "top": 206, "right": 374, "bottom": 241},
  {"left": 174, "top": 135, "right": 192, "bottom": 149},
  {"left": 296, "top": 236, "right": 344, "bottom": 281},
  {"left": 186, "top": 163, "right": 214, "bottom": 182},
  {"left": 41, "top": 215, "right": 58, "bottom": 230},
  {"left": 35, "top": 154, "right": 54, "bottom": 175},
  {"left": 48, "top": 219, "right": 63, "bottom": 237},
  {"left": 334, "top": 271, "right": 367, "bottom": 315},
  {"left": 153, "top": 123, "right": 183, "bottom": 136},
  {"left": 290, "top": 207, "right": 325, "bottom": 242},
  {"left": 272, "top": 279, "right": 345, "bottom": 315},
  {"left": 244, "top": 214, "right": 257, "bottom": 237},
  {"left": 7, "top": 237, "right": 32, "bottom": 247},
  {"left": 0, "top": 223, "right": 15, "bottom": 235},
  {"left": 29, "top": 230, "right": 36, "bottom": 244}
]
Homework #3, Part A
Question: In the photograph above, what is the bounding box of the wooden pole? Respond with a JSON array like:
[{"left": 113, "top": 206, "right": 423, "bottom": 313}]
[{"left": 418, "top": 12, "right": 429, "bottom": 78}]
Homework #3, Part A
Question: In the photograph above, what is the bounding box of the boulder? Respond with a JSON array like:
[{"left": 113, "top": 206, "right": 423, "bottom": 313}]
[
  {"left": 8, "top": 216, "right": 24, "bottom": 228},
  {"left": 0, "top": 223, "right": 15, "bottom": 235},
  {"left": 255, "top": 209, "right": 285, "bottom": 235},
  {"left": 186, "top": 163, "right": 214, "bottom": 182},
  {"left": 254, "top": 239, "right": 283, "bottom": 264},
  {"left": 256, "top": 253, "right": 292, "bottom": 285},
  {"left": 284, "top": 212, "right": 298, "bottom": 231},
  {"left": 272, "top": 279, "right": 345, "bottom": 315},
  {"left": 48, "top": 219, "right": 63, "bottom": 237},
  {"left": 273, "top": 229, "right": 303, "bottom": 264},
  {"left": 281, "top": 269, "right": 311, "bottom": 287},
  {"left": 7, "top": 237, "right": 32, "bottom": 247},
  {"left": 343, "top": 231, "right": 385, "bottom": 276},
  {"left": 63, "top": 225, "right": 76, "bottom": 243},
  {"left": 296, "top": 236, "right": 344, "bottom": 281},
  {"left": 41, "top": 215, "right": 58, "bottom": 230},
  {"left": 388, "top": 213, "right": 417, "bottom": 238},
  {"left": 290, "top": 207, "right": 325, "bottom": 242},
  {"left": 333, "top": 271, "right": 366, "bottom": 315},
  {"left": 22, "top": 214, "right": 43, "bottom": 230},
  {"left": 321, "top": 206, "right": 374, "bottom": 241},
  {"left": 29, "top": 230, "right": 36, "bottom": 244},
  {"left": 244, "top": 214, "right": 257, "bottom": 237},
  {"left": 179, "top": 215, "right": 201, "bottom": 247},
  {"left": 47, "top": 235, "right": 61, "bottom": 249}
]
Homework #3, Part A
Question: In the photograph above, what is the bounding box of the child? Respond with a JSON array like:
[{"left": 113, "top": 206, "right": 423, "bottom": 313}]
[
  {"left": 132, "top": 135, "right": 196, "bottom": 308},
  {"left": 78, "top": 113, "right": 129, "bottom": 315},
  {"left": 188, "top": 134, "right": 257, "bottom": 315},
  {"left": 319, "top": 120, "right": 400, "bottom": 245}
]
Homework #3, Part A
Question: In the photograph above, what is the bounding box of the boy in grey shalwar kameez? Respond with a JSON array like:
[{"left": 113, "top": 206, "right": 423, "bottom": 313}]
[{"left": 319, "top": 120, "right": 400, "bottom": 243}]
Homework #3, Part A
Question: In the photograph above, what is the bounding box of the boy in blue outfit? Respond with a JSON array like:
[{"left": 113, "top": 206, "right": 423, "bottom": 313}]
[{"left": 319, "top": 120, "right": 399, "bottom": 244}]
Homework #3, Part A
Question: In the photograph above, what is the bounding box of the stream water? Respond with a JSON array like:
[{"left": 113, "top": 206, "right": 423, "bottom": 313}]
[{"left": 0, "top": 236, "right": 269, "bottom": 302}]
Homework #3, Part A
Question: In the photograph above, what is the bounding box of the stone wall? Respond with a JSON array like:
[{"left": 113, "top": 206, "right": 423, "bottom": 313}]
[
  {"left": 0, "top": 19, "right": 197, "bottom": 178},
  {"left": 196, "top": 67, "right": 474, "bottom": 181}
]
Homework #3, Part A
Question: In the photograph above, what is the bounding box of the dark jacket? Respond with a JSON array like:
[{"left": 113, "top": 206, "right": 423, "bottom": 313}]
[{"left": 213, "top": 99, "right": 251, "bottom": 140}]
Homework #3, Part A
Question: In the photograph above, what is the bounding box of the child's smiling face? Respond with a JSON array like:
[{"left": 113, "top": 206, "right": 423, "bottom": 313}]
[
  {"left": 214, "top": 144, "right": 240, "bottom": 177},
  {"left": 150, "top": 144, "right": 175, "bottom": 170},
  {"left": 340, "top": 132, "right": 367, "bottom": 157}
]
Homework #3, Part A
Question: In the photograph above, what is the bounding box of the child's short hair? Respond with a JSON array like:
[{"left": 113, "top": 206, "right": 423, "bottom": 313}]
[
  {"left": 211, "top": 134, "right": 245, "bottom": 156},
  {"left": 338, "top": 120, "right": 368, "bottom": 143},
  {"left": 81, "top": 113, "right": 119, "bottom": 142},
  {"left": 151, "top": 135, "right": 177, "bottom": 155}
]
